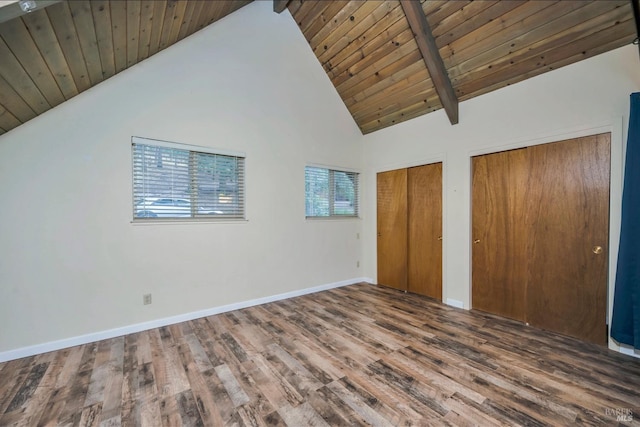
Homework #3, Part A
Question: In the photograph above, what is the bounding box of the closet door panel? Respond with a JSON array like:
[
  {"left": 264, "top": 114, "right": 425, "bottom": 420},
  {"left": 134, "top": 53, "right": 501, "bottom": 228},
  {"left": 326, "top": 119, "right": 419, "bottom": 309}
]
[
  {"left": 525, "top": 134, "right": 610, "bottom": 345},
  {"left": 408, "top": 163, "right": 443, "bottom": 300},
  {"left": 472, "top": 149, "right": 528, "bottom": 321},
  {"left": 377, "top": 169, "right": 408, "bottom": 291}
]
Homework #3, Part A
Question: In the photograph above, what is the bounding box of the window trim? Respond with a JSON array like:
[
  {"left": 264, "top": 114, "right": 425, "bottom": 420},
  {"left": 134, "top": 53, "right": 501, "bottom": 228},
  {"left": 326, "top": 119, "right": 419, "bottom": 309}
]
[
  {"left": 131, "top": 136, "right": 246, "bottom": 223},
  {"left": 131, "top": 136, "right": 245, "bottom": 158},
  {"left": 305, "top": 164, "right": 360, "bottom": 219}
]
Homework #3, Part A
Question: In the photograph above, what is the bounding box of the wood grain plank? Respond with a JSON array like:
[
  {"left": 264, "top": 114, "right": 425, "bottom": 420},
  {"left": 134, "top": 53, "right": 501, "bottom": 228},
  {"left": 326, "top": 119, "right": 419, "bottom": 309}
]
[
  {"left": 0, "top": 17, "right": 65, "bottom": 106},
  {"left": 451, "top": 3, "right": 632, "bottom": 89},
  {"left": 351, "top": 71, "right": 434, "bottom": 121},
  {"left": 326, "top": 380, "right": 395, "bottom": 427},
  {"left": 109, "top": 0, "right": 128, "bottom": 73},
  {"left": 176, "top": 389, "right": 205, "bottom": 426},
  {"left": 317, "top": 1, "right": 396, "bottom": 65},
  {"left": 214, "top": 364, "right": 250, "bottom": 407},
  {"left": 99, "top": 336, "right": 125, "bottom": 424},
  {"left": 425, "top": 0, "right": 472, "bottom": 27},
  {"left": 0, "top": 284, "right": 638, "bottom": 425},
  {"left": 309, "top": 1, "right": 366, "bottom": 53},
  {"left": 334, "top": 30, "right": 417, "bottom": 92},
  {"left": 360, "top": 92, "right": 440, "bottom": 133},
  {"left": 125, "top": 0, "right": 141, "bottom": 67},
  {"left": 0, "top": 103, "right": 20, "bottom": 131},
  {"left": 21, "top": 7, "right": 78, "bottom": 99},
  {"left": 326, "top": 3, "right": 406, "bottom": 76},
  {"left": 136, "top": 0, "right": 155, "bottom": 61},
  {"left": 184, "top": 0, "right": 205, "bottom": 36},
  {"left": 0, "top": 51, "right": 43, "bottom": 119},
  {"left": 176, "top": 0, "right": 197, "bottom": 41},
  {"left": 300, "top": 0, "right": 351, "bottom": 44},
  {"left": 440, "top": 1, "right": 561, "bottom": 62},
  {"left": 293, "top": 1, "right": 334, "bottom": 35},
  {"left": 449, "top": 1, "right": 623, "bottom": 81},
  {"left": 166, "top": 0, "right": 188, "bottom": 46},
  {"left": 157, "top": 0, "right": 176, "bottom": 52},
  {"left": 3, "top": 362, "right": 49, "bottom": 415},
  {"left": 91, "top": 0, "right": 115, "bottom": 80},
  {"left": 175, "top": 343, "right": 225, "bottom": 425},
  {"left": 66, "top": 0, "right": 103, "bottom": 86},
  {"left": 430, "top": 0, "right": 499, "bottom": 38},
  {"left": 457, "top": 18, "right": 635, "bottom": 100},
  {"left": 342, "top": 51, "right": 423, "bottom": 105},
  {"left": 192, "top": 0, "right": 215, "bottom": 33},
  {"left": 147, "top": 0, "right": 166, "bottom": 56},
  {"left": 278, "top": 402, "right": 331, "bottom": 427},
  {"left": 83, "top": 339, "right": 114, "bottom": 407},
  {"left": 435, "top": 0, "right": 524, "bottom": 48},
  {"left": 460, "top": 34, "right": 633, "bottom": 104},
  {"left": 45, "top": 2, "right": 91, "bottom": 92}
]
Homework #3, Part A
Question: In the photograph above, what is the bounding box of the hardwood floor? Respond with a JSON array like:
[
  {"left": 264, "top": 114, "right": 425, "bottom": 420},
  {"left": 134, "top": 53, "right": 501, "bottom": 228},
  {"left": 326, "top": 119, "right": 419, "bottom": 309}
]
[{"left": 1, "top": 283, "right": 639, "bottom": 426}]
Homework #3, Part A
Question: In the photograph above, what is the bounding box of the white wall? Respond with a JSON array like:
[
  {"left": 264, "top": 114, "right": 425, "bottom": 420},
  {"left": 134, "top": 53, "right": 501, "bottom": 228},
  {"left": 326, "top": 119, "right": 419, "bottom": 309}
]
[
  {"left": 0, "top": 1, "right": 364, "bottom": 356},
  {"left": 362, "top": 44, "right": 640, "bottom": 350},
  {"left": 2, "top": 1, "right": 637, "bottom": 359}
]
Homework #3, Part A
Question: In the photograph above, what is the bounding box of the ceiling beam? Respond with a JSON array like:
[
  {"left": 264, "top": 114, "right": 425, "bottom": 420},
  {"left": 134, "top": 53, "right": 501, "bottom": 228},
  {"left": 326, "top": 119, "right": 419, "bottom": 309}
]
[
  {"left": 273, "top": 0, "right": 290, "bottom": 14},
  {"left": 0, "top": 0, "right": 61, "bottom": 24},
  {"left": 400, "top": 0, "right": 459, "bottom": 125}
]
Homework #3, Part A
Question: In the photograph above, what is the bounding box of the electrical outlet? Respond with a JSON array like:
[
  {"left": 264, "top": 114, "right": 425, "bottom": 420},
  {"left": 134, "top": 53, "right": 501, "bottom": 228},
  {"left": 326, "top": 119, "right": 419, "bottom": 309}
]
[
  {"left": 357, "top": 261, "right": 360, "bottom": 268},
  {"left": 143, "top": 294, "right": 152, "bottom": 305},
  {"left": 356, "top": 232, "right": 360, "bottom": 239}
]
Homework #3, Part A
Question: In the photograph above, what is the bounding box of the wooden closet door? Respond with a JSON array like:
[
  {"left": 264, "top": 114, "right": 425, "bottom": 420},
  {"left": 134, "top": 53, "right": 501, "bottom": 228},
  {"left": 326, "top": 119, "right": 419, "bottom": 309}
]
[
  {"left": 408, "top": 163, "right": 442, "bottom": 300},
  {"left": 377, "top": 169, "right": 408, "bottom": 291},
  {"left": 472, "top": 149, "right": 529, "bottom": 321},
  {"left": 525, "top": 134, "right": 610, "bottom": 345}
]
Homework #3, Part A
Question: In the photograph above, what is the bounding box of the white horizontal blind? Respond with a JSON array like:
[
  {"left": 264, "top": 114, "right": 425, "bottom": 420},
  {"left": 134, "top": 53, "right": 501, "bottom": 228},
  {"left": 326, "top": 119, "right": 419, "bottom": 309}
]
[
  {"left": 305, "top": 166, "right": 359, "bottom": 218},
  {"left": 133, "top": 142, "right": 245, "bottom": 220}
]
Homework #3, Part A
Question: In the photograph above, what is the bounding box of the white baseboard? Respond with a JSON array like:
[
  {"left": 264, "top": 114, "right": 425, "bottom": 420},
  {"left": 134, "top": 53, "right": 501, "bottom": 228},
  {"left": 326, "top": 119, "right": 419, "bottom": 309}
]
[
  {"left": 619, "top": 344, "right": 640, "bottom": 359},
  {"left": 0, "top": 277, "right": 369, "bottom": 363},
  {"left": 446, "top": 298, "right": 465, "bottom": 309}
]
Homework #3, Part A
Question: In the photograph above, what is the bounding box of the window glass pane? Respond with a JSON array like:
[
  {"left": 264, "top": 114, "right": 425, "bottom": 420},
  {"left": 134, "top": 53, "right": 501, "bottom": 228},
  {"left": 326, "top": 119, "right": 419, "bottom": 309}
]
[
  {"left": 132, "top": 141, "right": 244, "bottom": 220},
  {"left": 305, "top": 166, "right": 358, "bottom": 218},
  {"left": 305, "top": 167, "right": 330, "bottom": 217},
  {"left": 194, "top": 153, "right": 244, "bottom": 217},
  {"left": 333, "top": 171, "right": 356, "bottom": 216}
]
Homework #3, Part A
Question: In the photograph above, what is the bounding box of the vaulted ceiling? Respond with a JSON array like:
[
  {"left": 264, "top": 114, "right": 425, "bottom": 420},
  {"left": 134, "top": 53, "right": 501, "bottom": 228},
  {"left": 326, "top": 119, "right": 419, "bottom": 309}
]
[{"left": 0, "top": 0, "right": 636, "bottom": 137}]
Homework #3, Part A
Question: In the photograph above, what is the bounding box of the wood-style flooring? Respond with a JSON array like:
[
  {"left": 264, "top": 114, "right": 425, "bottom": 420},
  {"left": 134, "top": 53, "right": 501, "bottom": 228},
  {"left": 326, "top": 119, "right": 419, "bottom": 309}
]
[{"left": 1, "top": 283, "right": 639, "bottom": 426}]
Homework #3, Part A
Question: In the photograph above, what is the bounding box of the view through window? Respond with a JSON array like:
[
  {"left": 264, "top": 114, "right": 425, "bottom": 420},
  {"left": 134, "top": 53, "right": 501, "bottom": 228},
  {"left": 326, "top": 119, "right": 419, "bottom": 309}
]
[
  {"left": 305, "top": 166, "right": 359, "bottom": 218},
  {"left": 132, "top": 138, "right": 245, "bottom": 220}
]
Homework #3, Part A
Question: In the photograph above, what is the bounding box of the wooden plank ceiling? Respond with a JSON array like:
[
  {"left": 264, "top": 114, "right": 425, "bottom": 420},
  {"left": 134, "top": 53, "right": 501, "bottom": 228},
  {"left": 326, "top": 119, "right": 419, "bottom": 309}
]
[
  {"left": 0, "top": 0, "right": 252, "bottom": 136},
  {"left": 287, "top": 0, "right": 636, "bottom": 133},
  {"left": 0, "top": 1, "right": 636, "bottom": 137}
]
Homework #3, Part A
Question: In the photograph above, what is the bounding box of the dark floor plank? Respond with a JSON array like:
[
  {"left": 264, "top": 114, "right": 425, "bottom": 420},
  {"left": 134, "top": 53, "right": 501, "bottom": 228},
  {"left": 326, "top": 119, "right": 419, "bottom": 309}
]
[{"left": 0, "top": 283, "right": 638, "bottom": 426}]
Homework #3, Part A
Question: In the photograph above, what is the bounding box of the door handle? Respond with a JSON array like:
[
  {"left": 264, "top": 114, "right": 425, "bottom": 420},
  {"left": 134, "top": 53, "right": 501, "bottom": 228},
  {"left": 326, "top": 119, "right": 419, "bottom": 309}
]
[
  {"left": 473, "top": 239, "right": 480, "bottom": 244},
  {"left": 592, "top": 245, "right": 603, "bottom": 254},
  {"left": 437, "top": 236, "right": 443, "bottom": 241}
]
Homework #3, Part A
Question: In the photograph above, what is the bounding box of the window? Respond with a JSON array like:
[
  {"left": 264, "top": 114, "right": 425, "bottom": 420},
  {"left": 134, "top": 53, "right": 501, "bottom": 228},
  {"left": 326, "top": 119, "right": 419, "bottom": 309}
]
[
  {"left": 305, "top": 166, "right": 359, "bottom": 218},
  {"left": 132, "top": 137, "right": 245, "bottom": 220}
]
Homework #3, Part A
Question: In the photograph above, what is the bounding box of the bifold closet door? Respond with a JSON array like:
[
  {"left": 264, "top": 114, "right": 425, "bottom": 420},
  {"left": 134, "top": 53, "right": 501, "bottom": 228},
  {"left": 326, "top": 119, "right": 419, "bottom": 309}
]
[
  {"left": 472, "top": 134, "right": 610, "bottom": 345},
  {"left": 408, "top": 163, "right": 443, "bottom": 300},
  {"left": 525, "top": 134, "right": 610, "bottom": 345},
  {"left": 472, "top": 149, "right": 528, "bottom": 321},
  {"left": 377, "top": 169, "right": 408, "bottom": 291}
]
